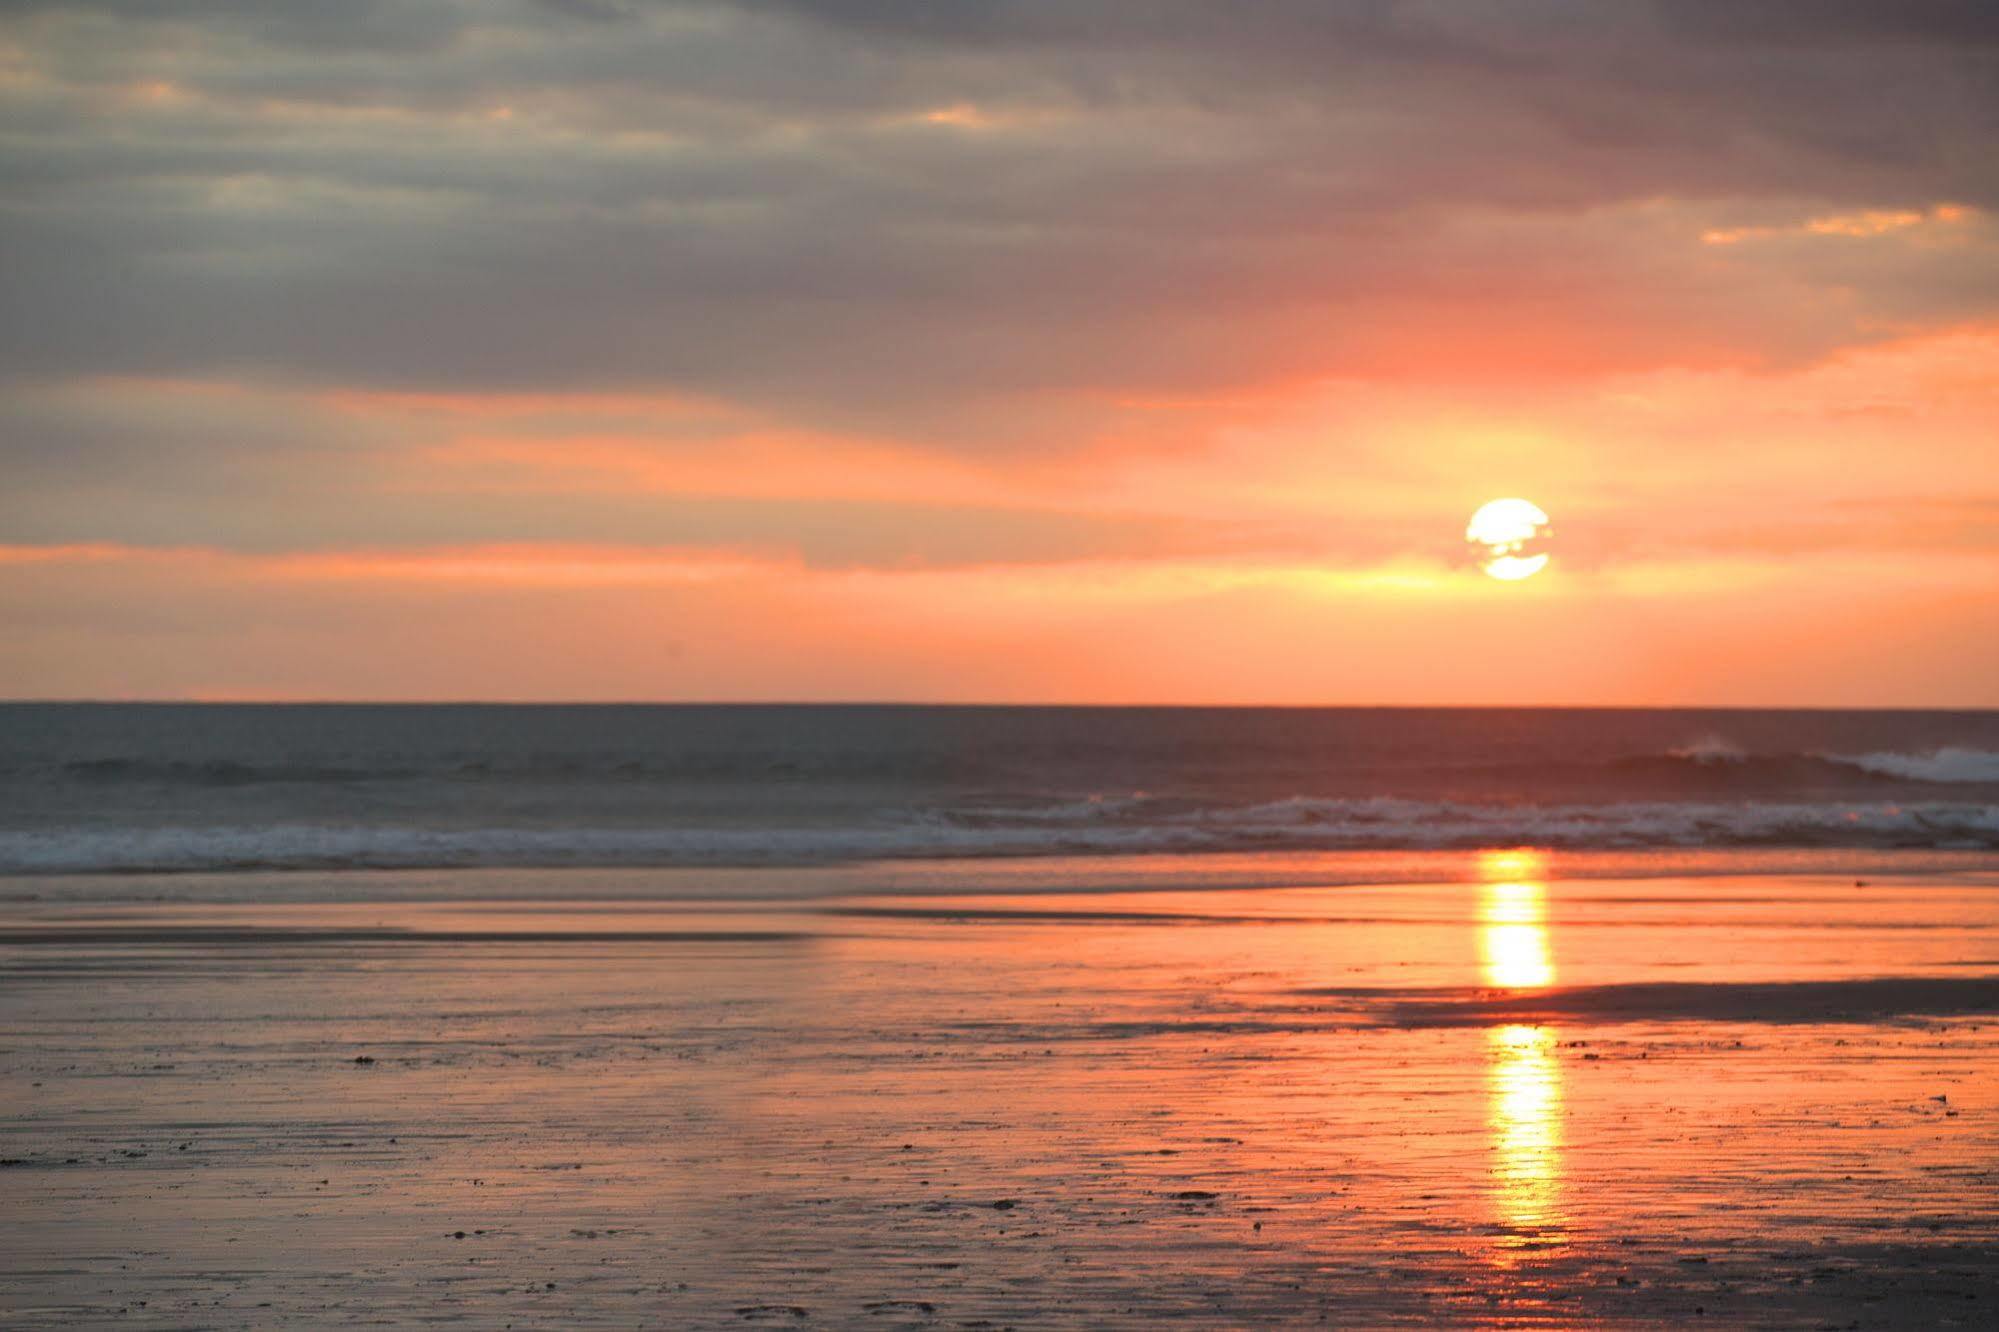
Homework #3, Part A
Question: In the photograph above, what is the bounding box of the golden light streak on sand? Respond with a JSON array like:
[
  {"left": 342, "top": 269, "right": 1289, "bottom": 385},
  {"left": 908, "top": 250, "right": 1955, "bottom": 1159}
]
[
  {"left": 1477, "top": 851, "right": 1567, "bottom": 1252},
  {"left": 1480, "top": 878, "right": 1555, "bottom": 991},
  {"left": 1487, "top": 1023, "right": 1567, "bottom": 1246}
]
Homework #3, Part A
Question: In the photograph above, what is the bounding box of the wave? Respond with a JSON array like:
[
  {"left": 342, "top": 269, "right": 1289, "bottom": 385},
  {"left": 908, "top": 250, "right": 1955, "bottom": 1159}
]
[
  {"left": 1600, "top": 746, "right": 1999, "bottom": 795},
  {"left": 29, "top": 744, "right": 1999, "bottom": 797},
  {"left": 3, "top": 798, "right": 1994, "bottom": 874},
  {"left": 1667, "top": 734, "right": 1749, "bottom": 764},
  {"left": 929, "top": 794, "right": 1999, "bottom": 849},
  {"left": 1834, "top": 747, "right": 1999, "bottom": 785}
]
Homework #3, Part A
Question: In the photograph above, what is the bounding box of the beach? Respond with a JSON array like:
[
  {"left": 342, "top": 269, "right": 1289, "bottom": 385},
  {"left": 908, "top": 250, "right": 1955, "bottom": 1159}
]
[{"left": 5, "top": 853, "right": 1996, "bottom": 1327}]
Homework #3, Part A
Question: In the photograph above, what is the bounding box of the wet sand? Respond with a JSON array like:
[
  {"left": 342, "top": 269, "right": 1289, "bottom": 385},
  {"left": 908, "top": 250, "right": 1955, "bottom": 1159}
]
[{"left": 3, "top": 858, "right": 1998, "bottom": 1327}]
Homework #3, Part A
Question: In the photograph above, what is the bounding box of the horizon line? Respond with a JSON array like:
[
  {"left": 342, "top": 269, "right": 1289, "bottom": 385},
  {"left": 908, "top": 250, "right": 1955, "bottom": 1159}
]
[{"left": 3, "top": 699, "right": 1996, "bottom": 713}]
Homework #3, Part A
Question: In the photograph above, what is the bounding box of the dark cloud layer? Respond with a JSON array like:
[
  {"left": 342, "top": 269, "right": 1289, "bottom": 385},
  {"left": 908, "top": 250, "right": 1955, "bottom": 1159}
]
[{"left": 2, "top": 0, "right": 1995, "bottom": 453}]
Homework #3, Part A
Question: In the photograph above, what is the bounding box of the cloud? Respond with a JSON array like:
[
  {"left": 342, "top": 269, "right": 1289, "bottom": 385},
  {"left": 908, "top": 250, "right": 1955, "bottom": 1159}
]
[
  {"left": 10, "top": 318, "right": 1998, "bottom": 574},
  {"left": 0, "top": 0, "right": 1992, "bottom": 447},
  {"left": 1652, "top": 0, "right": 1999, "bottom": 48},
  {"left": 0, "top": 377, "right": 1351, "bottom": 566},
  {"left": 0, "top": 0, "right": 477, "bottom": 53}
]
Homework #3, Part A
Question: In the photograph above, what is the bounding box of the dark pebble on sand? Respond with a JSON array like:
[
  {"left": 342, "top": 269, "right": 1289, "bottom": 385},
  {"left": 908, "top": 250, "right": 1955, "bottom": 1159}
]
[
  {"left": 353, "top": 1056, "right": 375, "bottom": 1065},
  {"left": 991, "top": 1199, "right": 1018, "bottom": 1210},
  {"left": 1172, "top": 1191, "right": 1220, "bottom": 1201}
]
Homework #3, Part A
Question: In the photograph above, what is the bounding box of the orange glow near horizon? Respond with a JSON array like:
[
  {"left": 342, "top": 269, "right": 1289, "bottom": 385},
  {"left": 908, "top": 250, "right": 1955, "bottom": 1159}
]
[
  {"left": 264, "top": 544, "right": 780, "bottom": 587},
  {"left": 3, "top": 323, "right": 1998, "bottom": 703}
]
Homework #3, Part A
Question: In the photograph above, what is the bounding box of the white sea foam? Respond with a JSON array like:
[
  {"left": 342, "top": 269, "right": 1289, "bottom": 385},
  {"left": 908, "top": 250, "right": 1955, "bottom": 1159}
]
[
  {"left": 1668, "top": 734, "right": 1749, "bottom": 765},
  {"left": 1834, "top": 747, "right": 1999, "bottom": 784},
  {"left": 3, "top": 798, "right": 1995, "bottom": 875}
]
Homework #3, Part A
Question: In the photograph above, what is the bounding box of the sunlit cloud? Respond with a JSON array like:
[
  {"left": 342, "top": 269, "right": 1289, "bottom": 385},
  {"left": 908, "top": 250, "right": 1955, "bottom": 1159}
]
[
  {"left": 0, "top": 543, "right": 129, "bottom": 566},
  {"left": 1701, "top": 203, "right": 1977, "bottom": 246}
]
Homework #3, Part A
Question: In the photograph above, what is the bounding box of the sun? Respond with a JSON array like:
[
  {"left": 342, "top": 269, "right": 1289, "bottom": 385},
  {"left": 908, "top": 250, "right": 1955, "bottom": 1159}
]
[{"left": 1467, "top": 498, "right": 1551, "bottom": 581}]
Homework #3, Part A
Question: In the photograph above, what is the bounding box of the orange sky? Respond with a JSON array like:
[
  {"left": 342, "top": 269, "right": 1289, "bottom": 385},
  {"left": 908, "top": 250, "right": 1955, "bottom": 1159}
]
[{"left": 1, "top": 3, "right": 1995, "bottom": 703}]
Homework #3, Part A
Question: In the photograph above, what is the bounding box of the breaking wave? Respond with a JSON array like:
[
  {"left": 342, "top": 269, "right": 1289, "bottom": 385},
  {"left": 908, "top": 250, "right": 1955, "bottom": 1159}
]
[
  {"left": 1834, "top": 747, "right": 1999, "bottom": 785},
  {"left": 3, "top": 797, "right": 1995, "bottom": 875},
  {"left": 23, "top": 744, "right": 1999, "bottom": 798}
]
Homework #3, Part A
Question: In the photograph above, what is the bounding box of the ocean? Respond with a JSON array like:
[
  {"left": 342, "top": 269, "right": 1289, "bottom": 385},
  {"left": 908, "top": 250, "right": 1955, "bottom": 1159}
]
[{"left": 3, "top": 704, "right": 1996, "bottom": 877}]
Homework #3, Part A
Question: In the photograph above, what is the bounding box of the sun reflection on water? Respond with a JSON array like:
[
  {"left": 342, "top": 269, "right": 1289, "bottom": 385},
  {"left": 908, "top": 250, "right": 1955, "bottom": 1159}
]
[
  {"left": 1477, "top": 853, "right": 1568, "bottom": 1254},
  {"left": 1487, "top": 1023, "right": 1565, "bottom": 1243},
  {"left": 1481, "top": 879, "right": 1555, "bottom": 990}
]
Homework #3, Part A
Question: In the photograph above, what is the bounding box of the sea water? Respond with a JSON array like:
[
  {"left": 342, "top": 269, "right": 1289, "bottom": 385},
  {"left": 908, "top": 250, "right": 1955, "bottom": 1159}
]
[{"left": 2, "top": 704, "right": 1995, "bottom": 877}]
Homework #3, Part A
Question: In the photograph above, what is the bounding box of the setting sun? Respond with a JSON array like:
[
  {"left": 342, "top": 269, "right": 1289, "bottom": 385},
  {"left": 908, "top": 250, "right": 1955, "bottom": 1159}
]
[{"left": 1468, "top": 498, "right": 1552, "bottom": 581}]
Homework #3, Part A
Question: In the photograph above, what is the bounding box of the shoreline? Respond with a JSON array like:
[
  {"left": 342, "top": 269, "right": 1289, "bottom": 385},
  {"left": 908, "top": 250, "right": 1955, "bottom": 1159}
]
[{"left": 1, "top": 845, "right": 1994, "bottom": 908}]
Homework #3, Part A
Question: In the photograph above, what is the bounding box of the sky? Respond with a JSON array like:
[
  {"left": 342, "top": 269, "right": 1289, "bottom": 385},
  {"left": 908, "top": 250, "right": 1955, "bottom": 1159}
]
[{"left": 2, "top": 0, "right": 1996, "bottom": 704}]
